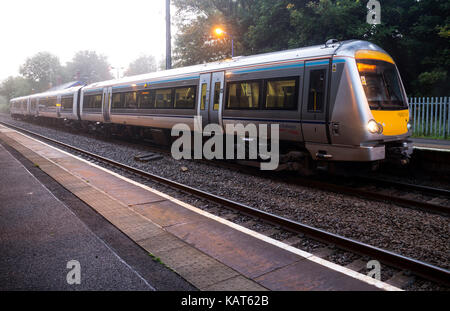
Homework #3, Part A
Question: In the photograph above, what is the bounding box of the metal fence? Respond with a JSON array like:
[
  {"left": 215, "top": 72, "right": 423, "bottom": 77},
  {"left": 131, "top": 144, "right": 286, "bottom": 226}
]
[{"left": 409, "top": 97, "right": 449, "bottom": 138}]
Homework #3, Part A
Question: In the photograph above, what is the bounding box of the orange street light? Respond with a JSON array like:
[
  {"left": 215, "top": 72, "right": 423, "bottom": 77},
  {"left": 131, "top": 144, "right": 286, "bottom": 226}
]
[{"left": 214, "top": 27, "right": 234, "bottom": 57}]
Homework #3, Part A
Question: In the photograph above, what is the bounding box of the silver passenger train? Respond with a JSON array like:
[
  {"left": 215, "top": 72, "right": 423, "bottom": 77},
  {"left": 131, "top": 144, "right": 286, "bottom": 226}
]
[{"left": 10, "top": 40, "right": 413, "bottom": 169}]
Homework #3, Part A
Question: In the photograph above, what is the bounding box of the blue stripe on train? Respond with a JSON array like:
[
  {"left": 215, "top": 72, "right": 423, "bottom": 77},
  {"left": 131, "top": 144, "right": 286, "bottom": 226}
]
[{"left": 222, "top": 117, "right": 326, "bottom": 125}]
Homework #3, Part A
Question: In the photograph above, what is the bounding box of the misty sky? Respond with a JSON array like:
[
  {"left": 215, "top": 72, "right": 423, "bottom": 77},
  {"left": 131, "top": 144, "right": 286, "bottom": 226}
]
[{"left": 0, "top": 0, "right": 178, "bottom": 81}]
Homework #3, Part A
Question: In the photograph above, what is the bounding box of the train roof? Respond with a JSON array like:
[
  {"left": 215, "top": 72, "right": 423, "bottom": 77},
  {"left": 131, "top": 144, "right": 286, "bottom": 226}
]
[
  {"left": 11, "top": 39, "right": 388, "bottom": 100},
  {"left": 10, "top": 85, "right": 83, "bottom": 102},
  {"left": 83, "top": 40, "right": 352, "bottom": 91},
  {"left": 34, "top": 85, "right": 83, "bottom": 99}
]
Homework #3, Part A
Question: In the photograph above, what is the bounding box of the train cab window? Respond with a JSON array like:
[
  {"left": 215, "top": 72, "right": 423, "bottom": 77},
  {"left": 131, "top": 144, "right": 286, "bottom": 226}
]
[
  {"left": 112, "top": 93, "right": 123, "bottom": 109},
  {"left": 174, "top": 86, "right": 196, "bottom": 109},
  {"left": 200, "top": 83, "right": 207, "bottom": 110},
  {"left": 265, "top": 78, "right": 298, "bottom": 109},
  {"left": 307, "top": 70, "right": 326, "bottom": 112},
  {"left": 124, "top": 92, "right": 138, "bottom": 109},
  {"left": 356, "top": 60, "right": 407, "bottom": 110},
  {"left": 155, "top": 89, "right": 173, "bottom": 108},
  {"left": 226, "top": 81, "right": 260, "bottom": 109},
  {"left": 138, "top": 90, "right": 155, "bottom": 109},
  {"left": 61, "top": 96, "right": 73, "bottom": 110}
]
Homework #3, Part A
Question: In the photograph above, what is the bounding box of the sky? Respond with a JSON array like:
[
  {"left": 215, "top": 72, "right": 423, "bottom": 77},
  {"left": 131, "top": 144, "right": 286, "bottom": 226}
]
[{"left": 0, "top": 0, "right": 178, "bottom": 81}]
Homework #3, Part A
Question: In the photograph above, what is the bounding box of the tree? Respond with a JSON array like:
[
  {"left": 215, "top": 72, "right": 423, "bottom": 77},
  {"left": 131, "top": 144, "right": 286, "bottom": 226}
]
[
  {"left": 19, "top": 52, "right": 64, "bottom": 92},
  {"left": 173, "top": 13, "right": 234, "bottom": 66},
  {"left": 0, "top": 95, "right": 8, "bottom": 113},
  {"left": 173, "top": 0, "right": 449, "bottom": 96},
  {"left": 172, "top": 0, "right": 251, "bottom": 66},
  {"left": 124, "top": 55, "right": 157, "bottom": 76},
  {"left": 0, "top": 76, "right": 33, "bottom": 101},
  {"left": 65, "top": 51, "right": 113, "bottom": 84}
]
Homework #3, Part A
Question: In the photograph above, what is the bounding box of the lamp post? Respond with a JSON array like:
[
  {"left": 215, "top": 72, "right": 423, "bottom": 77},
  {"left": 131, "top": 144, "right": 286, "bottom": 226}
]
[
  {"left": 166, "top": 0, "right": 172, "bottom": 69},
  {"left": 111, "top": 66, "right": 124, "bottom": 79},
  {"left": 214, "top": 28, "right": 234, "bottom": 57}
]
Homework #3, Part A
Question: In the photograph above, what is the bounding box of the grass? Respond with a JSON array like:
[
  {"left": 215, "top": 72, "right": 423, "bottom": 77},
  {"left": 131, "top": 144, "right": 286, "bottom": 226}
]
[
  {"left": 148, "top": 253, "right": 175, "bottom": 272},
  {"left": 412, "top": 133, "right": 449, "bottom": 140}
]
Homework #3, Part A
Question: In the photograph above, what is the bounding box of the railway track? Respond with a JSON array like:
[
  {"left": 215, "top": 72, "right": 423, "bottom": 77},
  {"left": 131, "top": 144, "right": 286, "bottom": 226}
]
[
  {"left": 1, "top": 120, "right": 449, "bottom": 288},
  {"left": 4, "top": 117, "right": 449, "bottom": 218},
  {"left": 289, "top": 175, "right": 450, "bottom": 217}
]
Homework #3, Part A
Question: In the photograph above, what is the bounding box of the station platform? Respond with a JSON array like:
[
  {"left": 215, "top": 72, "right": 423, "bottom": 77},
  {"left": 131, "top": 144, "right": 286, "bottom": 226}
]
[
  {"left": 0, "top": 124, "right": 399, "bottom": 291},
  {"left": 412, "top": 138, "right": 450, "bottom": 152},
  {"left": 0, "top": 143, "right": 157, "bottom": 290}
]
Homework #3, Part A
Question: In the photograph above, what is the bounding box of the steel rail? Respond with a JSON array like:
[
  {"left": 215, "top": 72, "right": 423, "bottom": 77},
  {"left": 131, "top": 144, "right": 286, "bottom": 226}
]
[
  {"left": 354, "top": 175, "right": 450, "bottom": 198},
  {"left": 1, "top": 120, "right": 449, "bottom": 286},
  {"left": 288, "top": 176, "right": 450, "bottom": 217}
]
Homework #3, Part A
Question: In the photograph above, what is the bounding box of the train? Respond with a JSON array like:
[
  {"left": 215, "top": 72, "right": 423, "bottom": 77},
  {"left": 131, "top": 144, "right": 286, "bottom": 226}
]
[{"left": 9, "top": 39, "right": 413, "bottom": 171}]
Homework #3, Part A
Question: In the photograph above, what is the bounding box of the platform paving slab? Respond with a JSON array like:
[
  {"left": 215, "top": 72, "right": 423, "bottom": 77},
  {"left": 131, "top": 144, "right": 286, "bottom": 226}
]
[{"left": 0, "top": 144, "right": 153, "bottom": 290}]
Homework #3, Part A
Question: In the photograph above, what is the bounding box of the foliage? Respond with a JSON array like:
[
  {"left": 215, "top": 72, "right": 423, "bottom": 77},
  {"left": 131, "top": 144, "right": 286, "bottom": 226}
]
[
  {"left": 124, "top": 55, "right": 157, "bottom": 76},
  {"left": 172, "top": 0, "right": 449, "bottom": 96},
  {"left": 65, "top": 51, "right": 113, "bottom": 84},
  {"left": 0, "top": 95, "right": 8, "bottom": 113},
  {"left": 0, "top": 76, "right": 32, "bottom": 101},
  {"left": 19, "top": 52, "right": 64, "bottom": 92}
]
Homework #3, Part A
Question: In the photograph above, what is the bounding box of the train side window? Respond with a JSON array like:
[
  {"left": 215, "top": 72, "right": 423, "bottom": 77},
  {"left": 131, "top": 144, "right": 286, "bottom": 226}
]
[
  {"left": 155, "top": 88, "right": 173, "bottom": 108},
  {"left": 226, "top": 81, "right": 260, "bottom": 109},
  {"left": 47, "top": 97, "right": 57, "bottom": 108},
  {"left": 307, "top": 69, "right": 326, "bottom": 112},
  {"left": 61, "top": 96, "right": 73, "bottom": 109},
  {"left": 83, "top": 96, "right": 89, "bottom": 109},
  {"left": 84, "top": 95, "right": 102, "bottom": 109},
  {"left": 265, "top": 78, "right": 298, "bottom": 109},
  {"left": 94, "top": 95, "right": 102, "bottom": 109},
  {"left": 138, "top": 90, "right": 155, "bottom": 109},
  {"left": 174, "top": 86, "right": 196, "bottom": 109},
  {"left": 213, "top": 82, "right": 221, "bottom": 110},
  {"left": 200, "top": 83, "right": 207, "bottom": 110},
  {"left": 112, "top": 93, "right": 123, "bottom": 109},
  {"left": 124, "top": 92, "right": 138, "bottom": 109}
]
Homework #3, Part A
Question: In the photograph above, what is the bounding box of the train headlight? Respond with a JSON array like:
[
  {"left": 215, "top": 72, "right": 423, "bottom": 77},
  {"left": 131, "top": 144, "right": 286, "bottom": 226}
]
[
  {"left": 367, "top": 119, "right": 383, "bottom": 134},
  {"left": 407, "top": 121, "right": 413, "bottom": 131}
]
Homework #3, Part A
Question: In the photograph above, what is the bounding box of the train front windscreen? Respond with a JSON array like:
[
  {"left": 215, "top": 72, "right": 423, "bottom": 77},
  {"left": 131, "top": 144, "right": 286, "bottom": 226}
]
[{"left": 356, "top": 59, "right": 408, "bottom": 111}]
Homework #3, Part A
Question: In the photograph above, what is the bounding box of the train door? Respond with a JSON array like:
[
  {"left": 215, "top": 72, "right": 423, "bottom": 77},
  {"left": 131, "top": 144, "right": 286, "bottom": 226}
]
[
  {"left": 27, "top": 98, "right": 31, "bottom": 116},
  {"left": 102, "top": 87, "right": 112, "bottom": 122},
  {"left": 198, "top": 73, "right": 211, "bottom": 129},
  {"left": 76, "top": 89, "right": 82, "bottom": 120},
  {"left": 57, "top": 95, "right": 61, "bottom": 118},
  {"left": 302, "top": 60, "right": 331, "bottom": 144},
  {"left": 208, "top": 71, "right": 225, "bottom": 127}
]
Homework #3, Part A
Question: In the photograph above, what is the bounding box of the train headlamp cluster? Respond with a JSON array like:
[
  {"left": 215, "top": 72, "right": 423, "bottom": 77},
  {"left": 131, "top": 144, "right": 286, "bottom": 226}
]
[
  {"left": 367, "top": 119, "right": 383, "bottom": 134},
  {"left": 407, "top": 121, "right": 413, "bottom": 131}
]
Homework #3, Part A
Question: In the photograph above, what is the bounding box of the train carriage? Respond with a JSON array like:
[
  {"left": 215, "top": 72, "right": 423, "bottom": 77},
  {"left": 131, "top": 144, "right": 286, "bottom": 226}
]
[{"left": 11, "top": 39, "right": 413, "bottom": 167}]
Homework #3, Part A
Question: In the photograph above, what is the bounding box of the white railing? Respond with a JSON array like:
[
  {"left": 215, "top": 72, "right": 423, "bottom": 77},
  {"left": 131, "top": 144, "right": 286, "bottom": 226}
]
[{"left": 409, "top": 97, "right": 449, "bottom": 138}]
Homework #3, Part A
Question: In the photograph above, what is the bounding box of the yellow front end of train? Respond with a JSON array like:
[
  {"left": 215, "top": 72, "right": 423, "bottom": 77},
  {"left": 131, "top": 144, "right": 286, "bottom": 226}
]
[{"left": 355, "top": 49, "right": 411, "bottom": 137}]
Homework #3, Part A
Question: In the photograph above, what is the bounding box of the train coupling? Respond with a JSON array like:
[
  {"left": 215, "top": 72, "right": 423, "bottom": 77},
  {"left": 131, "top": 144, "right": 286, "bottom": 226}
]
[{"left": 385, "top": 140, "right": 413, "bottom": 165}]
